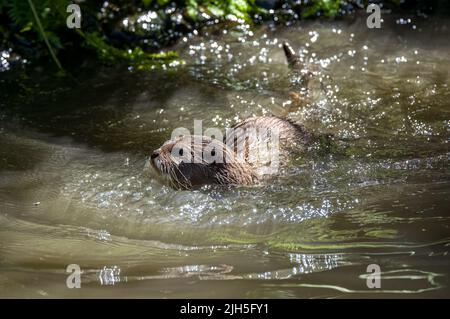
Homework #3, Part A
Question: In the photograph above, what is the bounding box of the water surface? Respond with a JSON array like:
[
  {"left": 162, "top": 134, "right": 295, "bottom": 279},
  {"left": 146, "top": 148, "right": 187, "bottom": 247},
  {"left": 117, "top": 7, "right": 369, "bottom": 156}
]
[{"left": 0, "top": 15, "right": 449, "bottom": 298}]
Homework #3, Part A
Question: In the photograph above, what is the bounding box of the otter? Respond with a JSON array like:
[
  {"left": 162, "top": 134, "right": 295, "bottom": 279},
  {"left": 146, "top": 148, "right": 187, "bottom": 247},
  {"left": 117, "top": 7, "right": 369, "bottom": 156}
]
[
  {"left": 148, "top": 42, "right": 318, "bottom": 189},
  {"left": 149, "top": 116, "right": 312, "bottom": 188}
]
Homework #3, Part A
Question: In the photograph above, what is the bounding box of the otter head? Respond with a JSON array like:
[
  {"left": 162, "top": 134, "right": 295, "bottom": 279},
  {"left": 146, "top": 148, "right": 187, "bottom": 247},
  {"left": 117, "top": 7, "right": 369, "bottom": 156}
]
[{"left": 148, "top": 135, "right": 257, "bottom": 189}]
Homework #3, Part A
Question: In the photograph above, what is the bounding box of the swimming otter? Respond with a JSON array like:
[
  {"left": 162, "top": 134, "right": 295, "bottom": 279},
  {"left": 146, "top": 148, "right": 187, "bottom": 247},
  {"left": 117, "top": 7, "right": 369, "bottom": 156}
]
[
  {"left": 149, "top": 116, "right": 312, "bottom": 188},
  {"left": 148, "top": 43, "right": 316, "bottom": 188}
]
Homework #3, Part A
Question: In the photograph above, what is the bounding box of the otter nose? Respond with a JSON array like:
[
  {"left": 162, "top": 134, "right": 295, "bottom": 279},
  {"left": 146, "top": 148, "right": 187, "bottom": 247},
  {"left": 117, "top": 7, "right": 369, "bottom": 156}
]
[{"left": 151, "top": 151, "right": 159, "bottom": 159}]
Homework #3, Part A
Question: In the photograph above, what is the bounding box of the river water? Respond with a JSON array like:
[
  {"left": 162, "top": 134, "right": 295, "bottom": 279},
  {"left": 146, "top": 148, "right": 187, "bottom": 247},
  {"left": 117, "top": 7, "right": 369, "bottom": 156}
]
[{"left": 0, "top": 15, "right": 449, "bottom": 298}]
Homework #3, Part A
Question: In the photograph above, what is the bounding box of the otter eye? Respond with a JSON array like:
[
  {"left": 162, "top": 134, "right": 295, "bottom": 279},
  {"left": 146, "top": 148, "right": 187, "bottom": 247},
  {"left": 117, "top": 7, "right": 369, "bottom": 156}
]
[{"left": 179, "top": 148, "right": 183, "bottom": 156}]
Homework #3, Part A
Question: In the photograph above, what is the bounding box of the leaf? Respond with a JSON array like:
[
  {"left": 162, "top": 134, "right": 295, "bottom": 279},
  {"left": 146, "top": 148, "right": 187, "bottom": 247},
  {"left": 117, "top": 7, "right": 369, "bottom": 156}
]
[
  {"left": 186, "top": 0, "right": 199, "bottom": 21},
  {"left": 20, "top": 21, "right": 34, "bottom": 33},
  {"left": 156, "top": 0, "right": 170, "bottom": 7},
  {"left": 205, "top": 4, "right": 224, "bottom": 17}
]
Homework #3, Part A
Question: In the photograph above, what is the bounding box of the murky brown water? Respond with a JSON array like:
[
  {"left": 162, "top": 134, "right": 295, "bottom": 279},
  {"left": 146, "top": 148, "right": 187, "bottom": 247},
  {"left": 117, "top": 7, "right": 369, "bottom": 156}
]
[{"left": 0, "top": 15, "right": 449, "bottom": 298}]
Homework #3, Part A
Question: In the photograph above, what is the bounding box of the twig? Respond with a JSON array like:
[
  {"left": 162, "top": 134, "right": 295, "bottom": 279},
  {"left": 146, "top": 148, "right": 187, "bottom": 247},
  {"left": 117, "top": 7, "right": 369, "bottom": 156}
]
[{"left": 27, "top": 0, "right": 63, "bottom": 71}]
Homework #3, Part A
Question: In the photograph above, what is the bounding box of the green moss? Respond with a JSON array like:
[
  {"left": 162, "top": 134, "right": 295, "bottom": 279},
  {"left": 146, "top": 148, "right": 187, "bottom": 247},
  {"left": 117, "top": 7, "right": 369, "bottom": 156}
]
[
  {"left": 301, "top": 0, "right": 341, "bottom": 18},
  {"left": 186, "top": 0, "right": 261, "bottom": 22},
  {"left": 82, "top": 32, "right": 181, "bottom": 69}
]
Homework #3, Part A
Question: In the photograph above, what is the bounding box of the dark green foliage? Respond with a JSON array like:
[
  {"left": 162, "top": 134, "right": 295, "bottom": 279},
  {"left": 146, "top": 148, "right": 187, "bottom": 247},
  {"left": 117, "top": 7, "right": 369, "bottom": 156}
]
[
  {"left": 1, "top": 0, "right": 68, "bottom": 48},
  {"left": 0, "top": 0, "right": 184, "bottom": 70},
  {"left": 184, "top": 0, "right": 261, "bottom": 22},
  {"left": 301, "top": 0, "right": 341, "bottom": 18}
]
